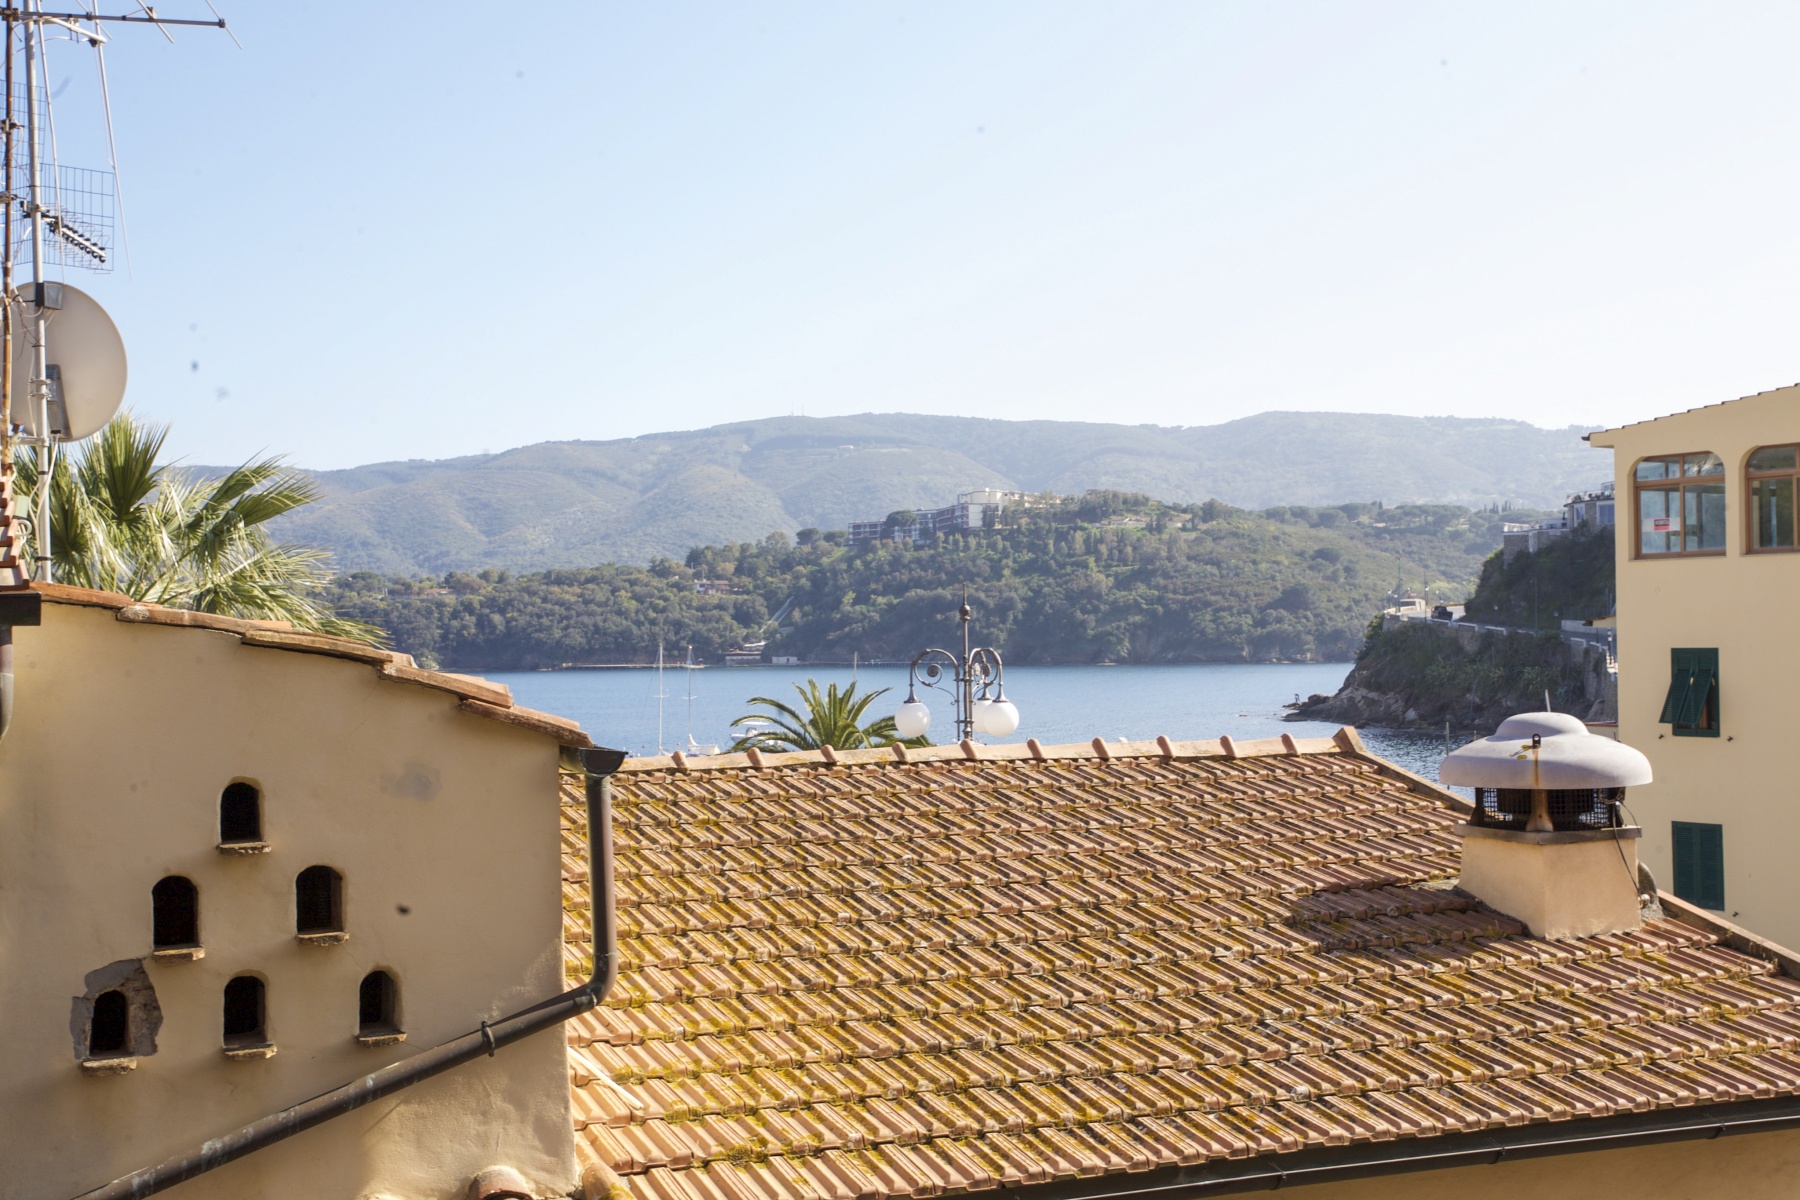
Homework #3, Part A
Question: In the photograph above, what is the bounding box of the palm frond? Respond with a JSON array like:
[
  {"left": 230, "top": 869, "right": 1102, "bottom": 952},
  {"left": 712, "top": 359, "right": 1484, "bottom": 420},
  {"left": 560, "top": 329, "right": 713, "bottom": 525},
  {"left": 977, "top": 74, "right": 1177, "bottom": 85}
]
[
  {"left": 727, "top": 681, "right": 900, "bottom": 752},
  {"left": 12, "top": 412, "right": 383, "bottom": 645}
]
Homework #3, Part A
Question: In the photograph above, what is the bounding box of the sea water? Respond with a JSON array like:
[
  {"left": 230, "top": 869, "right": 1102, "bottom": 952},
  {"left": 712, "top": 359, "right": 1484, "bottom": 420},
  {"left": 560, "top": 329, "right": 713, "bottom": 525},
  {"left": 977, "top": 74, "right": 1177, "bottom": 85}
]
[{"left": 486, "top": 661, "right": 1466, "bottom": 784}]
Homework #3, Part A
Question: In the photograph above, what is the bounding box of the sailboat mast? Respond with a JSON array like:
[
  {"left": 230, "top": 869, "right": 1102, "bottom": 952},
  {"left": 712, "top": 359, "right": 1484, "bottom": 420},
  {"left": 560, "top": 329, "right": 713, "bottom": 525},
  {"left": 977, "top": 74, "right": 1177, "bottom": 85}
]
[{"left": 656, "top": 642, "right": 665, "bottom": 754}]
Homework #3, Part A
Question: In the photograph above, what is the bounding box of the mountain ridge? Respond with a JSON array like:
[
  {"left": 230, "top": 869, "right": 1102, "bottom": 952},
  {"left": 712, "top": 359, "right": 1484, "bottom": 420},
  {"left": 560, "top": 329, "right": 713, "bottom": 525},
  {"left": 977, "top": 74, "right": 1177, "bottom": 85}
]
[{"left": 259, "top": 411, "right": 1605, "bottom": 574}]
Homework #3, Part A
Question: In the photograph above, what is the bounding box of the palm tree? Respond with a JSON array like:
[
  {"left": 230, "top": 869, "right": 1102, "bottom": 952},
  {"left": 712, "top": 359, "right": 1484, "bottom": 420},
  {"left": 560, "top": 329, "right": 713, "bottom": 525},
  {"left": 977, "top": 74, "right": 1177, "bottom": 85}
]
[
  {"left": 729, "top": 680, "right": 920, "bottom": 752},
  {"left": 14, "top": 412, "right": 381, "bottom": 643}
]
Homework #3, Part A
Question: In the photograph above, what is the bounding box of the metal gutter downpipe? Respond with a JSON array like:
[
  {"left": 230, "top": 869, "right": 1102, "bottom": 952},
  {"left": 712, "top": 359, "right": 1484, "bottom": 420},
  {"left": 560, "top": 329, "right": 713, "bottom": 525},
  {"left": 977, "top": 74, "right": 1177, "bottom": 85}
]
[
  {"left": 71, "top": 745, "right": 626, "bottom": 1200},
  {"left": 1012, "top": 1094, "right": 1800, "bottom": 1200},
  {"left": 0, "top": 626, "right": 13, "bottom": 740}
]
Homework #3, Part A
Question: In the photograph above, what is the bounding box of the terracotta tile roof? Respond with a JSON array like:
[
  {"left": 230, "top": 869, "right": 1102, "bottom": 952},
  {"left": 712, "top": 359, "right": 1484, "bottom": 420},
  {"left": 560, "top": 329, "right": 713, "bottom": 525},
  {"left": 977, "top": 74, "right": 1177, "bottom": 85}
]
[
  {"left": 35, "top": 582, "right": 592, "bottom": 748},
  {"left": 562, "top": 736, "right": 1800, "bottom": 1196}
]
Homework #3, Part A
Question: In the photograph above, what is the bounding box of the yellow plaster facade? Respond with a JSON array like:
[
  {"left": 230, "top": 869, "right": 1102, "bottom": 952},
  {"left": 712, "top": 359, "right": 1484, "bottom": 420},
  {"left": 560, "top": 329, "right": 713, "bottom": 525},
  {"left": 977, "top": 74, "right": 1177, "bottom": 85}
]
[
  {"left": 0, "top": 598, "right": 580, "bottom": 1199},
  {"left": 1590, "top": 386, "right": 1800, "bottom": 947}
]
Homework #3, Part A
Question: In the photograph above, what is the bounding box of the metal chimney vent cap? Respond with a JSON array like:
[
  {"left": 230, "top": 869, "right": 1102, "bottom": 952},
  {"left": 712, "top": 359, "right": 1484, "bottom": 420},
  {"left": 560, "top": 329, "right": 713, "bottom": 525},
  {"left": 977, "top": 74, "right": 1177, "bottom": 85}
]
[
  {"left": 1492, "top": 711, "right": 1589, "bottom": 740},
  {"left": 1439, "top": 711, "right": 1652, "bottom": 790}
]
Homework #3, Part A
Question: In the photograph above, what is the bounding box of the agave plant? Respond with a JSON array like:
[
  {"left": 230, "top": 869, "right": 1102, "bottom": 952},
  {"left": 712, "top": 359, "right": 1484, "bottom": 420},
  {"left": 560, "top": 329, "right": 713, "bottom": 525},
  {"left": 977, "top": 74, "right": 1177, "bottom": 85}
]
[
  {"left": 728, "top": 680, "right": 921, "bottom": 752},
  {"left": 13, "top": 412, "right": 382, "bottom": 643}
]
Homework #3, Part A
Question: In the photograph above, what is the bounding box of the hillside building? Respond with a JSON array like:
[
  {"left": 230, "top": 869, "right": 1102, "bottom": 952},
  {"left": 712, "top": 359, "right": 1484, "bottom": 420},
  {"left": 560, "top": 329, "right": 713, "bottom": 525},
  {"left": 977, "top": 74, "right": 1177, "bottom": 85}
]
[
  {"left": 1, "top": 583, "right": 600, "bottom": 1199},
  {"left": 1500, "top": 481, "right": 1616, "bottom": 561},
  {"left": 847, "top": 490, "right": 1034, "bottom": 546},
  {"left": 1588, "top": 386, "right": 1800, "bottom": 946}
]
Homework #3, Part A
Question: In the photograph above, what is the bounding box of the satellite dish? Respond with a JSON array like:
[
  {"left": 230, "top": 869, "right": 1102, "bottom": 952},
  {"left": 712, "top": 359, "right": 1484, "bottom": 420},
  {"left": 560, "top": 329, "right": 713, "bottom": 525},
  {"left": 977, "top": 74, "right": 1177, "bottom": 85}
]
[{"left": 7, "top": 281, "right": 127, "bottom": 442}]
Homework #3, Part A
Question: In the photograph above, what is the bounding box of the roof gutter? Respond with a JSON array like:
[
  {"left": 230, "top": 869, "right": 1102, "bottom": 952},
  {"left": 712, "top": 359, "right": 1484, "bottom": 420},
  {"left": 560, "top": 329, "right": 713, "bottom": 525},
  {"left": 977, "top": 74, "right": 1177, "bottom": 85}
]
[
  {"left": 1016, "top": 1095, "right": 1800, "bottom": 1200},
  {"left": 70, "top": 744, "right": 625, "bottom": 1200}
]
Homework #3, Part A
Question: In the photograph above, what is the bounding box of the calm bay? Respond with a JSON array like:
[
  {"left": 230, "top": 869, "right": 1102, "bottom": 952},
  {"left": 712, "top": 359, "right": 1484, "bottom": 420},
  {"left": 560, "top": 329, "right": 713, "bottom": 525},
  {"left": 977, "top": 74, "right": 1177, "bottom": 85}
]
[{"left": 487, "top": 661, "right": 1461, "bottom": 784}]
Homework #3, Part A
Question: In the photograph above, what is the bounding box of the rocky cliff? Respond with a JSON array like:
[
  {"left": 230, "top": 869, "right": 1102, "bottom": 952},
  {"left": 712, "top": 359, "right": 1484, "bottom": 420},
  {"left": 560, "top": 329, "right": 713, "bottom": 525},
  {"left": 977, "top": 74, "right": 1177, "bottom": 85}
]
[{"left": 1288, "top": 617, "right": 1615, "bottom": 731}]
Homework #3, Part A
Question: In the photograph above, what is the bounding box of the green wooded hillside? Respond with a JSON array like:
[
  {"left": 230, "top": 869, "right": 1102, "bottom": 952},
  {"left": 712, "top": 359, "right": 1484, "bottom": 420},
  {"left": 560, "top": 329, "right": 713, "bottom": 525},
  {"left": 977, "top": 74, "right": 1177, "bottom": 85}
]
[
  {"left": 326, "top": 495, "right": 1537, "bottom": 671},
  {"left": 278, "top": 411, "right": 1604, "bottom": 573}
]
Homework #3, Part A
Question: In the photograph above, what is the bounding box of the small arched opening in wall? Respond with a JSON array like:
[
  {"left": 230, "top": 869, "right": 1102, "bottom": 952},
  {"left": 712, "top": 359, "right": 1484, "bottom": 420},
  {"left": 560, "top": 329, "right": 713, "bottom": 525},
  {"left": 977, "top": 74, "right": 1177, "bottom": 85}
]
[
  {"left": 295, "top": 865, "right": 345, "bottom": 941},
  {"left": 71, "top": 959, "right": 161, "bottom": 1069},
  {"left": 357, "top": 970, "right": 403, "bottom": 1044},
  {"left": 218, "top": 779, "right": 267, "bottom": 851},
  {"left": 87, "top": 991, "right": 128, "bottom": 1057},
  {"left": 222, "top": 975, "right": 272, "bottom": 1057},
  {"left": 151, "top": 875, "right": 200, "bottom": 952}
]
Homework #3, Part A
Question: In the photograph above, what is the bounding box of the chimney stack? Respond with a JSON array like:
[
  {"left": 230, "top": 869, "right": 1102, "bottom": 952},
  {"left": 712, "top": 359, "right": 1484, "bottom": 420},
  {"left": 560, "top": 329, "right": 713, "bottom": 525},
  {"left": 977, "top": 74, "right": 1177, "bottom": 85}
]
[{"left": 1440, "top": 712, "right": 1652, "bottom": 939}]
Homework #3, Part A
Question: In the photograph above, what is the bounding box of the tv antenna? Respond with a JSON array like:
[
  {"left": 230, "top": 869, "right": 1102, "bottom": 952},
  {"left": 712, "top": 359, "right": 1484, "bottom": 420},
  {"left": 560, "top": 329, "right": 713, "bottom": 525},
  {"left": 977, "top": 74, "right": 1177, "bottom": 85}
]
[{"left": 0, "top": 3, "right": 234, "bottom": 583}]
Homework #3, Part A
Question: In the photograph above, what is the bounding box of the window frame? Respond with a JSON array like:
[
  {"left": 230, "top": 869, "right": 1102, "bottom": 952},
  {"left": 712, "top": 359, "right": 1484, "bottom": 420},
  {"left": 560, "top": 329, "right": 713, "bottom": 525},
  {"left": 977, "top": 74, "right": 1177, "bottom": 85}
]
[
  {"left": 1632, "top": 451, "right": 1728, "bottom": 559},
  {"left": 1745, "top": 442, "right": 1800, "bottom": 554},
  {"left": 1672, "top": 820, "right": 1726, "bottom": 910}
]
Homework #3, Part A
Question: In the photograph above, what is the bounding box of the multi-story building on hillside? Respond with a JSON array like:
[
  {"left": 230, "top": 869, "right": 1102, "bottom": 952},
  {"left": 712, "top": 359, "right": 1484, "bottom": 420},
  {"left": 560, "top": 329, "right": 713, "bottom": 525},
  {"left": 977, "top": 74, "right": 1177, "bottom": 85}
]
[
  {"left": 1500, "top": 481, "right": 1616, "bottom": 561},
  {"left": 1589, "top": 385, "right": 1800, "bottom": 944},
  {"left": 847, "top": 489, "right": 1034, "bottom": 545}
]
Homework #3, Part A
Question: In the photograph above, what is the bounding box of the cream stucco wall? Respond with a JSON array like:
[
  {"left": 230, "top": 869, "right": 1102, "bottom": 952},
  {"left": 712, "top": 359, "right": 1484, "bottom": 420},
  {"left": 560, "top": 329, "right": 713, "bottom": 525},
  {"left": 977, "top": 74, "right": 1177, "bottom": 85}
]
[
  {"left": 1457, "top": 830, "right": 1640, "bottom": 939},
  {"left": 0, "top": 601, "right": 578, "bottom": 1200},
  {"left": 1277, "top": 1125, "right": 1800, "bottom": 1200},
  {"left": 1590, "top": 386, "right": 1800, "bottom": 948}
]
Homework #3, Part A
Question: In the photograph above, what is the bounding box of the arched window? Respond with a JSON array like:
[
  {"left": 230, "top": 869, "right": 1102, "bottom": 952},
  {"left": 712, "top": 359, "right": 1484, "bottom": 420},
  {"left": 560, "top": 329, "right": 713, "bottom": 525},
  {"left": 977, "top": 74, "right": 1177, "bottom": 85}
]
[
  {"left": 88, "top": 990, "right": 129, "bottom": 1058},
  {"left": 1634, "top": 452, "right": 1725, "bottom": 556},
  {"left": 1748, "top": 444, "right": 1800, "bottom": 552},
  {"left": 222, "top": 976, "right": 266, "bottom": 1048},
  {"left": 295, "top": 866, "right": 344, "bottom": 936},
  {"left": 358, "top": 971, "right": 400, "bottom": 1039},
  {"left": 151, "top": 876, "right": 199, "bottom": 949},
  {"left": 219, "top": 781, "right": 262, "bottom": 845}
]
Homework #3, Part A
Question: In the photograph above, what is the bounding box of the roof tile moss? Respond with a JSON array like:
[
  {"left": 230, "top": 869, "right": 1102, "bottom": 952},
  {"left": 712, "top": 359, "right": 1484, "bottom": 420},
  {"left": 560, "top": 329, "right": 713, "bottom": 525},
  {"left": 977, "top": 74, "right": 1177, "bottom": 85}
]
[{"left": 562, "top": 744, "right": 1800, "bottom": 1198}]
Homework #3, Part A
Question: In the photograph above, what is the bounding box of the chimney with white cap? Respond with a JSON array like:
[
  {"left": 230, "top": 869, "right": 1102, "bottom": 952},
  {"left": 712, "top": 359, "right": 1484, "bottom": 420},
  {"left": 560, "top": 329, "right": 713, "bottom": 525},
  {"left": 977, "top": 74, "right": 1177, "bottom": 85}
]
[{"left": 1440, "top": 712, "right": 1653, "bottom": 939}]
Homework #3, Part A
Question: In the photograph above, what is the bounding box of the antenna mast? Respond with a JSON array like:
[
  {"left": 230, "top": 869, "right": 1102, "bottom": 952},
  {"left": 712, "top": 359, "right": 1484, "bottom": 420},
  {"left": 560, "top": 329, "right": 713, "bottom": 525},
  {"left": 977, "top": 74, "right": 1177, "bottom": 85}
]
[
  {"left": 0, "top": 2, "right": 231, "bottom": 584},
  {"left": 22, "top": 3, "right": 47, "bottom": 580}
]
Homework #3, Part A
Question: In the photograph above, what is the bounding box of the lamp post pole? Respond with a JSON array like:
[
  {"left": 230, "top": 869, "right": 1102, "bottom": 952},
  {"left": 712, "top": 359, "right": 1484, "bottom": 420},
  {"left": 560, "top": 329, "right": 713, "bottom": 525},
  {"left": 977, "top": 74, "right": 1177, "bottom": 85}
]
[
  {"left": 957, "top": 589, "right": 973, "bottom": 740},
  {"left": 895, "top": 586, "right": 1017, "bottom": 743}
]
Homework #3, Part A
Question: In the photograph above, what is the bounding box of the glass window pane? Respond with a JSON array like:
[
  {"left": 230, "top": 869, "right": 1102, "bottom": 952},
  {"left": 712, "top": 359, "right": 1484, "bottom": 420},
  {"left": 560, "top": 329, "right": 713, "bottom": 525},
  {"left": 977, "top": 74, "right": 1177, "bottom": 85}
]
[
  {"left": 1748, "top": 445, "right": 1799, "bottom": 472},
  {"left": 1686, "top": 453, "right": 1725, "bottom": 477},
  {"left": 1640, "top": 488, "right": 1677, "bottom": 554},
  {"left": 1753, "top": 477, "right": 1797, "bottom": 548},
  {"left": 1636, "top": 458, "right": 1674, "bottom": 482},
  {"left": 1685, "top": 483, "right": 1726, "bottom": 551}
]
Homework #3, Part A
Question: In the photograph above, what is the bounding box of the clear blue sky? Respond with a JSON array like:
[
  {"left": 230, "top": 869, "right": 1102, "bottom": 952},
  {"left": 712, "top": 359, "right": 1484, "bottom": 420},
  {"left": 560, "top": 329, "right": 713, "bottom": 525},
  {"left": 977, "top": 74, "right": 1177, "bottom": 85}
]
[{"left": 35, "top": 2, "right": 1800, "bottom": 467}]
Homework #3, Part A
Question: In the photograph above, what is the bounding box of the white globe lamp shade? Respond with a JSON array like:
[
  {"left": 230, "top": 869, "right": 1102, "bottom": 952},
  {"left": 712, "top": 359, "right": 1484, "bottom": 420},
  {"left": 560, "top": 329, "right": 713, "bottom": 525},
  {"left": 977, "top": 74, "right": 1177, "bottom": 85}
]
[
  {"left": 984, "top": 698, "right": 1020, "bottom": 737},
  {"left": 970, "top": 698, "right": 996, "bottom": 735},
  {"left": 894, "top": 699, "right": 932, "bottom": 740}
]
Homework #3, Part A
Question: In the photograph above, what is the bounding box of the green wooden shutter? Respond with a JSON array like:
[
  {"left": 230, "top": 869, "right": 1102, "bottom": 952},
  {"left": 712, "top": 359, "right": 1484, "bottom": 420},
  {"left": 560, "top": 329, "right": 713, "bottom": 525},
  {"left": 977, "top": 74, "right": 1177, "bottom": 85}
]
[
  {"left": 1660, "top": 649, "right": 1694, "bottom": 724},
  {"left": 1672, "top": 821, "right": 1725, "bottom": 910},
  {"left": 1671, "top": 648, "right": 1721, "bottom": 737},
  {"left": 1696, "top": 823, "right": 1725, "bottom": 910},
  {"left": 1676, "top": 666, "right": 1714, "bottom": 727}
]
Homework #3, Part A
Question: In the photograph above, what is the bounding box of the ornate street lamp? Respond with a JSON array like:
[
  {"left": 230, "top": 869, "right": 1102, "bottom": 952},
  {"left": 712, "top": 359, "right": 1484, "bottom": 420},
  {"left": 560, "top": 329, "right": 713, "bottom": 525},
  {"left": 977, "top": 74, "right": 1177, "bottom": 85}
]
[{"left": 894, "top": 588, "right": 1020, "bottom": 743}]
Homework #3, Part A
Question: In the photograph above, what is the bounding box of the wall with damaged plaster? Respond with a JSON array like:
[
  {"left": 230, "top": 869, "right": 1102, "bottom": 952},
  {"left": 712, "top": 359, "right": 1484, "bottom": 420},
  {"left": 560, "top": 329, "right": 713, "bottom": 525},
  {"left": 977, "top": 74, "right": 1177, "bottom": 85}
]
[{"left": 0, "top": 600, "right": 576, "bottom": 1199}]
